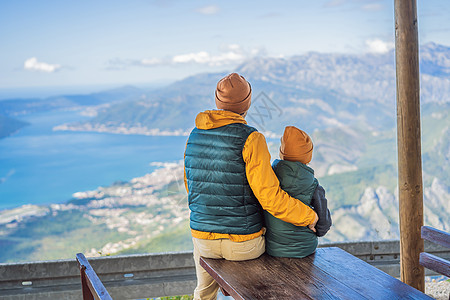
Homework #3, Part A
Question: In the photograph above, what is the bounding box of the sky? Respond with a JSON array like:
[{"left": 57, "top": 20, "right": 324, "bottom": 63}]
[{"left": 0, "top": 0, "right": 449, "bottom": 95}]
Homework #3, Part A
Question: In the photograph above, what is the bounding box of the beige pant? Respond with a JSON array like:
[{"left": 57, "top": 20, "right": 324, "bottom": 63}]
[{"left": 192, "top": 236, "right": 265, "bottom": 300}]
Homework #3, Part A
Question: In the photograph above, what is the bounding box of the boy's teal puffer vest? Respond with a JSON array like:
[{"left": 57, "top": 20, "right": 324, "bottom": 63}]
[
  {"left": 185, "top": 123, "right": 264, "bottom": 235},
  {"left": 264, "top": 159, "right": 318, "bottom": 258}
]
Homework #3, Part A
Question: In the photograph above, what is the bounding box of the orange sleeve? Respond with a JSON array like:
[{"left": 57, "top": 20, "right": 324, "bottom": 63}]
[
  {"left": 184, "top": 138, "right": 189, "bottom": 194},
  {"left": 184, "top": 165, "right": 188, "bottom": 194},
  {"left": 242, "top": 132, "right": 316, "bottom": 226}
]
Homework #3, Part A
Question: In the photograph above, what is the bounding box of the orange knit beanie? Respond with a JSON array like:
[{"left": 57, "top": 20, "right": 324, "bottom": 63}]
[
  {"left": 215, "top": 73, "right": 252, "bottom": 115},
  {"left": 279, "top": 126, "right": 313, "bottom": 164}
]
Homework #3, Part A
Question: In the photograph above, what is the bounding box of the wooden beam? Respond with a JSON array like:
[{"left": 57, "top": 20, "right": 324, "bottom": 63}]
[
  {"left": 394, "top": 0, "right": 424, "bottom": 292},
  {"left": 421, "top": 226, "right": 450, "bottom": 249},
  {"left": 419, "top": 253, "right": 450, "bottom": 277},
  {"left": 76, "top": 253, "right": 113, "bottom": 300}
]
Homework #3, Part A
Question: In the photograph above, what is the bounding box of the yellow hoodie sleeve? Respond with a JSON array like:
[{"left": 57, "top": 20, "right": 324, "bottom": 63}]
[
  {"left": 184, "top": 165, "right": 188, "bottom": 194},
  {"left": 243, "top": 132, "right": 316, "bottom": 226},
  {"left": 184, "top": 137, "right": 189, "bottom": 194}
]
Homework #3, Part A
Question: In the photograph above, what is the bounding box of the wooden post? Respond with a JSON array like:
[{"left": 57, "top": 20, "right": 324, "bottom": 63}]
[{"left": 394, "top": 0, "right": 424, "bottom": 292}]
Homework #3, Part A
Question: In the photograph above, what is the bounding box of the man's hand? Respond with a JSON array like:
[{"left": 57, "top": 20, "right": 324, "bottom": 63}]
[{"left": 308, "top": 212, "right": 319, "bottom": 232}]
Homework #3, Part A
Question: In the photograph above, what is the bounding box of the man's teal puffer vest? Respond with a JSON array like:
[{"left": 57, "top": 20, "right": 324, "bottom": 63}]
[
  {"left": 264, "top": 159, "right": 318, "bottom": 258},
  {"left": 185, "top": 123, "right": 264, "bottom": 235}
]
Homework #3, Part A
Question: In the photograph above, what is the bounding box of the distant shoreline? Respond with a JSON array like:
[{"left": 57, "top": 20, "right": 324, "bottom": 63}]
[
  {"left": 0, "top": 161, "right": 183, "bottom": 222},
  {"left": 53, "top": 123, "right": 282, "bottom": 138},
  {"left": 0, "top": 109, "right": 187, "bottom": 211},
  {"left": 53, "top": 123, "right": 191, "bottom": 136},
  {"left": 0, "top": 116, "right": 30, "bottom": 139}
]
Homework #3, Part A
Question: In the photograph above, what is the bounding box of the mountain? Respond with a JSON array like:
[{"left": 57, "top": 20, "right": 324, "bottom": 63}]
[
  {"left": 420, "top": 42, "right": 450, "bottom": 77},
  {"left": 0, "top": 85, "right": 145, "bottom": 138},
  {"left": 0, "top": 85, "right": 144, "bottom": 117},
  {"left": 55, "top": 43, "right": 450, "bottom": 137},
  {"left": 57, "top": 73, "right": 223, "bottom": 134},
  {"left": 0, "top": 115, "right": 29, "bottom": 139}
]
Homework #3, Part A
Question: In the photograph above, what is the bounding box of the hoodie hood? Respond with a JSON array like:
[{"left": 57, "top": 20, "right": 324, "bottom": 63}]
[{"left": 195, "top": 110, "right": 247, "bottom": 130}]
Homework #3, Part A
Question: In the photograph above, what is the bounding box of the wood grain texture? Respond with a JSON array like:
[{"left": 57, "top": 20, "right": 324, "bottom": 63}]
[
  {"left": 76, "top": 253, "right": 113, "bottom": 300},
  {"left": 200, "top": 247, "right": 433, "bottom": 300},
  {"left": 420, "top": 253, "right": 450, "bottom": 277},
  {"left": 394, "top": 0, "right": 425, "bottom": 291},
  {"left": 421, "top": 226, "right": 450, "bottom": 249}
]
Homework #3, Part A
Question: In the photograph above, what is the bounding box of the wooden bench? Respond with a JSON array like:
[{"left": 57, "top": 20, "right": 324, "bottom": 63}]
[
  {"left": 420, "top": 226, "right": 450, "bottom": 277},
  {"left": 76, "top": 253, "right": 113, "bottom": 300},
  {"left": 200, "top": 247, "right": 433, "bottom": 299}
]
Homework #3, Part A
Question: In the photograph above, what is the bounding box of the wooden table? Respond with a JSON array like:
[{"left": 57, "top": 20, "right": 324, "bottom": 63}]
[{"left": 200, "top": 247, "right": 433, "bottom": 299}]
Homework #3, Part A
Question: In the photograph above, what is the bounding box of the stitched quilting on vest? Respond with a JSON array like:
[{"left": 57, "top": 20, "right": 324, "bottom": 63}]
[
  {"left": 185, "top": 123, "right": 263, "bottom": 235},
  {"left": 264, "top": 159, "right": 319, "bottom": 258}
]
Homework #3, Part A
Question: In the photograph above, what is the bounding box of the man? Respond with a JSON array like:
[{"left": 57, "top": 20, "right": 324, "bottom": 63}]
[{"left": 184, "top": 73, "right": 318, "bottom": 300}]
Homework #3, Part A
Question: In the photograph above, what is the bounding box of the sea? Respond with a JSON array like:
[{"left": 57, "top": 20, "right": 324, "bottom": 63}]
[{"left": 0, "top": 109, "right": 187, "bottom": 210}]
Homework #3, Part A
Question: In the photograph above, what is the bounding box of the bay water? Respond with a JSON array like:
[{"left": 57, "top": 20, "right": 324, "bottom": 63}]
[{"left": 0, "top": 110, "right": 187, "bottom": 210}]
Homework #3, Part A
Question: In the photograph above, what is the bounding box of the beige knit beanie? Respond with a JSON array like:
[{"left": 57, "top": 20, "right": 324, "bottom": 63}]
[{"left": 215, "top": 73, "right": 252, "bottom": 115}]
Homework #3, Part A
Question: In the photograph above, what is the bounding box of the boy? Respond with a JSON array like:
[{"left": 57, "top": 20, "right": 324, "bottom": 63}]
[{"left": 264, "top": 126, "right": 332, "bottom": 258}]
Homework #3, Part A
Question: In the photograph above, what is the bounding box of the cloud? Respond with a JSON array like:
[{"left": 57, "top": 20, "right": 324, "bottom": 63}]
[
  {"left": 140, "top": 58, "right": 163, "bottom": 66},
  {"left": 24, "top": 57, "right": 61, "bottom": 73},
  {"left": 323, "top": 0, "right": 347, "bottom": 8},
  {"left": 109, "top": 45, "right": 266, "bottom": 69},
  {"left": 172, "top": 51, "right": 211, "bottom": 64},
  {"left": 365, "top": 39, "right": 394, "bottom": 54},
  {"left": 196, "top": 5, "right": 220, "bottom": 15},
  {"left": 361, "top": 3, "right": 384, "bottom": 11},
  {"left": 324, "top": 0, "right": 385, "bottom": 11},
  {"left": 172, "top": 45, "right": 250, "bottom": 66}
]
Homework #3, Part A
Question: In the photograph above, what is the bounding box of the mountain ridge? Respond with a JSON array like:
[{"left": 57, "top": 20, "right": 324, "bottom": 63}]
[{"left": 51, "top": 42, "right": 450, "bottom": 137}]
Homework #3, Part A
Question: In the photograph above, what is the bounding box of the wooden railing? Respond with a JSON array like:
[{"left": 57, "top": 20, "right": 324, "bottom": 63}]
[
  {"left": 76, "top": 253, "right": 113, "bottom": 300},
  {"left": 0, "top": 240, "right": 448, "bottom": 299},
  {"left": 0, "top": 251, "right": 196, "bottom": 300},
  {"left": 420, "top": 226, "right": 450, "bottom": 277}
]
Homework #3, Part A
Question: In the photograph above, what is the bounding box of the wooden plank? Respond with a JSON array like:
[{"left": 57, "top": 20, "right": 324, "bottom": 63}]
[
  {"left": 312, "top": 248, "right": 432, "bottom": 300},
  {"left": 420, "top": 252, "right": 450, "bottom": 277},
  {"left": 76, "top": 253, "right": 113, "bottom": 300},
  {"left": 201, "top": 251, "right": 365, "bottom": 299},
  {"left": 199, "top": 260, "right": 244, "bottom": 300},
  {"left": 200, "top": 247, "right": 433, "bottom": 300},
  {"left": 80, "top": 265, "right": 95, "bottom": 300},
  {"left": 421, "top": 226, "right": 450, "bottom": 249},
  {"left": 394, "top": 0, "right": 425, "bottom": 292}
]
